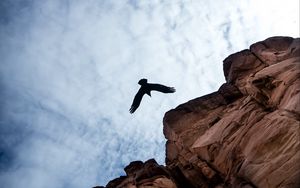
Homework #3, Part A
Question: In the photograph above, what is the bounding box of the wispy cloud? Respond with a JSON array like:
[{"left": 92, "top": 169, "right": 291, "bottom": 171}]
[{"left": 0, "top": 0, "right": 299, "bottom": 187}]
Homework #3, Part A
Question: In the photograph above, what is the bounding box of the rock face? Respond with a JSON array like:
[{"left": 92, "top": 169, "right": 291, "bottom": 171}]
[
  {"left": 97, "top": 36, "right": 300, "bottom": 188},
  {"left": 164, "top": 36, "right": 300, "bottom": 188},
  {"left": 96, "top": 159, "right": 177, "bottom": 188}
]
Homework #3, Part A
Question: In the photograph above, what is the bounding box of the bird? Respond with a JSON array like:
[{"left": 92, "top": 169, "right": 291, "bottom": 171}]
[{"left": 129, "top": 78, "right": 175, "bottom": 113}]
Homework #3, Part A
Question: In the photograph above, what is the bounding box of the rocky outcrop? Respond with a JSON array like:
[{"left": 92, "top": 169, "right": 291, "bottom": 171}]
[
  {"left": 94, "top": 159, "right": 177, "bottom": 188},
  {"left": 164, "top": 36, "right": 300, "bottom": 188},
  {"left": 96, "top": 36, "right": 300, "bottom": 188}
]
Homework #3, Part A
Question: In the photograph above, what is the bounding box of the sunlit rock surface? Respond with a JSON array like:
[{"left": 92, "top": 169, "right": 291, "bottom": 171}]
[{"left": 96, "top": 36, "right": 300, "bottom": 188}]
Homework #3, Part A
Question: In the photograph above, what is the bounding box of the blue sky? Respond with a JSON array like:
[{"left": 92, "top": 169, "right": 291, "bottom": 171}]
[{"left": 0, "top": 0, "right": 299, "bottom": 187}]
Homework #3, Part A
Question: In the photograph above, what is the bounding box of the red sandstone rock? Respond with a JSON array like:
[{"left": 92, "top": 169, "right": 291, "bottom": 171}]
[
  {"left": 164, "top": 36, "right": 300, "bottom": 188},
  {"left": 103, "top": 159, "right": 178, "bottom": 188},
  {"left": 96, "top": 36, "right": 300, "bottom": 188}
]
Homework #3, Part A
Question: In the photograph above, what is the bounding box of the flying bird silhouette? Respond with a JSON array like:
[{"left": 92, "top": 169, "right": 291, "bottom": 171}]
[{"left": 129, "top": 78, "right": 175, "bottom": 113}]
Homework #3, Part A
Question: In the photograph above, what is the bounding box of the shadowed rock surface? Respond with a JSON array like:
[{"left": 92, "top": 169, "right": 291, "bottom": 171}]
[{"left": 96, "top": 36, "right": 300, "bottom": 188}]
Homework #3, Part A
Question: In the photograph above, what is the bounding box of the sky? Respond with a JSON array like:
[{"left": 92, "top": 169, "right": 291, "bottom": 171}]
[{"left": 0, "top": 0, "right": 299, "bottom": 187}]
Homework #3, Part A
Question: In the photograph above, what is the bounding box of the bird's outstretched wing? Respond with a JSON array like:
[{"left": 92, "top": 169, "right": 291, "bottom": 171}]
[
  {"left": 149, "top": 83, "right": 176, "bottom": 93},
  {"left": 129, "top": 88, "right": 145, "bottom": 113}
]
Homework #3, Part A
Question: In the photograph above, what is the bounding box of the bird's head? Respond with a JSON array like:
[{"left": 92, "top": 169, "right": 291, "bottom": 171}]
[{"left": 138, "top": 78, "right": 148, "bottom": 86}]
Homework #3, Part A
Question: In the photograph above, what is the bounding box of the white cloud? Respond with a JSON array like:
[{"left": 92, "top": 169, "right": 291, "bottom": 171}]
[{"left": 0, "top": 0, "right": 299, "bottom": 187}]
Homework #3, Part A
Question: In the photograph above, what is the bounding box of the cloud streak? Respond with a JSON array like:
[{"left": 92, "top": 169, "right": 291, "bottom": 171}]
[{"left": 0, "top": 0, "right": 299, "bottom": 187}]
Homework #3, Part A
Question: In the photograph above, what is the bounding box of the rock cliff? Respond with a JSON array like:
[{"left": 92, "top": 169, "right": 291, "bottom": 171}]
[{"left": 96, "top": 36, "right": 300, "bottom": 188}]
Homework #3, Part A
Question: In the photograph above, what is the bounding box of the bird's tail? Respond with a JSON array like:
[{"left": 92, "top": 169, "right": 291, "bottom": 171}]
[{"left": 168, "top": 87, "right": 176, "bottom": 93}]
